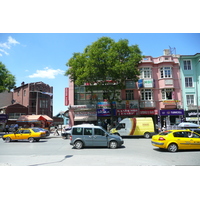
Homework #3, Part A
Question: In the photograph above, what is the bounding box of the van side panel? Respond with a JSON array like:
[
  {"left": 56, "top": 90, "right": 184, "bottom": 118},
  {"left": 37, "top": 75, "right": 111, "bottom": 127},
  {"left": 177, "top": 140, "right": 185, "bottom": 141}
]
[{"left": 129, "top": 118, "right": 136, "bottom": 135}]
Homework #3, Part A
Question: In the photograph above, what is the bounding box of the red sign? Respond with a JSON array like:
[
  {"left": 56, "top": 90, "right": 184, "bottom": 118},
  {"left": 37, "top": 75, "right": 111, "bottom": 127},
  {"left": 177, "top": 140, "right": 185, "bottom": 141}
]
[
  {"left": 65, "top": 88, "right": 69, "bottom": 106},
  {"left": 140, "top": 110, "right": 158, "bottom": 115},
  {"left": 117, "top": 109, "right": 138, "bottom": 116}
]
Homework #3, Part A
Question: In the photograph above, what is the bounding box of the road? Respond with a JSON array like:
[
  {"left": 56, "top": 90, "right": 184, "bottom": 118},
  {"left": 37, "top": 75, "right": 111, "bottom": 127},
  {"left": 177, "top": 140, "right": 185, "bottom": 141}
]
[{"left": 1, "top": 134, "right": 200, "bottom": 166}]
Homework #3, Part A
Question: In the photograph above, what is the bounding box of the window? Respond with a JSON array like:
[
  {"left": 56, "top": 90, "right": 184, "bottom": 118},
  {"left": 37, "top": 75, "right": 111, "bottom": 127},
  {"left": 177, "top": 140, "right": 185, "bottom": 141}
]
[
  {"left": 140, "top": 67, "right": 152, "bottom": 78},
  {"left": 24, "top": 90, "right": 26, "bottom": 96},
  {"left": 84, "top": 128, "right": 92, "bottom": 135},
  {"left": 160, "top": 67, "right": 172, "bottom": 78},
  {"left": 126, "top": 90, "right": 134, "bottom": 100},
  {"left": 141, "top": 89, "right": 153, "bottom": 100},
  {"left": 186, "top": 95, "right": 194, "bottom": 105},
  {"left": 72, "top": 128, "right": 83, "bottom": 135},
  {"left": 162, "top": 89, "right": 173, "bottom": 100},
  {"left": 40, "top": 100, "right": 48, "bottom": 108},
  {"left": 185, "top": 77, "right": 193, "bottom": 87},
  {"left": 94, "top": 128, "right": 106, "bottom": 136},
  {"left": 184, "top": 60, "right": 192, "bottom": 70},
  {"left": 116, "top": 123, "right": 125, "bottom": 130},
  {"left": 126, "top": 80, "right": 135, "bottom": 89}
]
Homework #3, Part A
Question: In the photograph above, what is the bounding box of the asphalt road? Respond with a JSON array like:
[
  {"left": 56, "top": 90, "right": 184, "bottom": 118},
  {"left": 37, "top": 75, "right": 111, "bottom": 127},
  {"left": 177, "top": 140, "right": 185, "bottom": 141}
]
[{"left": 1, "top": 133, "right": 200, "bottom": 166}]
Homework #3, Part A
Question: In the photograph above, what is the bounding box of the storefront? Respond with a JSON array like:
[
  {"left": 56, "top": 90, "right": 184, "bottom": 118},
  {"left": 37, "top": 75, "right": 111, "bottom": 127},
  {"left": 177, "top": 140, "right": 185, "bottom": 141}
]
[
  {"left": 69, "top": 105, "right": 97, "bottom": 126},
  {"left": 159, "top": 109, "right": 184, "bottom": 128},
  {"left": 185, "top": 110, "right": 200, "bottom": 123}
]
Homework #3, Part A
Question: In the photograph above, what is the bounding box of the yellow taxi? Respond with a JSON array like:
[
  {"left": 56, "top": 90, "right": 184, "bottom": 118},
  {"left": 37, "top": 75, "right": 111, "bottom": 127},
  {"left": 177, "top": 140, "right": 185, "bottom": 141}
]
[
  {"left": 151, "top": 129, "right": 200, "bottom": 152},
  {"left": 2, "top": 128, "right": 46, "bottom": 143}
]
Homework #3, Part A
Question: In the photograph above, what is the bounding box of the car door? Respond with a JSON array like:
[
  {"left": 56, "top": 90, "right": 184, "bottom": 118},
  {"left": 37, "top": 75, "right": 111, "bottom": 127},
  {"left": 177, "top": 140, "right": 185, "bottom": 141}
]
[
  {"left": 187, "top": 132, "right": 200, "bottom": 149},
  {"left": 116, "top": 123, "right": 127, "bottom": 136},
  {"left": 93, "top": 128, "right": 108, "bottom": 147},
  {"left": 173, "top": 131, "right": 191, "bottom": 149},
  {"left": 12, "top": 129, "right": 22, "bottom": 140},
  {"left": 83, "top": 127, "right": 93, "bottom": 146},
  {"left": 22, "top": 129, "right": 32, "bottom": 140}
]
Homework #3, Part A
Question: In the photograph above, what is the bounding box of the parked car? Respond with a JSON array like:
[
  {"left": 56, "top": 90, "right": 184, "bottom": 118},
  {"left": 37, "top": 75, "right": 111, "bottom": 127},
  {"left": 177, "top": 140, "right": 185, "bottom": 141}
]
[
  {"left": 2, "top": 128, "right": 47, "bottom": 143},
  {"left": 151, "top": 129, "right": 200, "bottom": 152},
  {"left": 70, "top": 124, "right": 124, "bottom": 149}
]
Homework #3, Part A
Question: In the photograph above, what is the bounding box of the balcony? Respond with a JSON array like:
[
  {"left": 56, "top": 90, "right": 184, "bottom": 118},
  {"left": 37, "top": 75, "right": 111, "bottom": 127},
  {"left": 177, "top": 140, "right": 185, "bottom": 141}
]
[{"left": 140, "top": 101, "right": 155, "bottom": 108}]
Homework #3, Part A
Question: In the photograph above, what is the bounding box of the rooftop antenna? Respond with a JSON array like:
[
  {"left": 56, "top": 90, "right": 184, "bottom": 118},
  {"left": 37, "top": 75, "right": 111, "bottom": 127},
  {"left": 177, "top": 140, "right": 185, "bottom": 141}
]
[{"left": 169, "top": 46, "right": 176, "bottom": 56}]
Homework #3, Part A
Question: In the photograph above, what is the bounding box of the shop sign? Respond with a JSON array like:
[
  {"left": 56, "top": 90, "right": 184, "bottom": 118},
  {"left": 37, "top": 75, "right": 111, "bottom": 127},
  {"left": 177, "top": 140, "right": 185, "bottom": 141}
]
[
  {"left": 160, "top": 109, "right": 184, "bottom": 116},
  {"left": 163, "top": 100, "right": 180, "bottom": 104},
  {"left": 185, "top": 110, "right": 200, "bottom": 117},
  {"left": 143, "top": 79, "right": 154, "bottom": 88},
  {"left": 117, "top": 109, "right": 138, "bottom": 116},
  {"left": 97, "top": 101, "right": 116, "bottom": 109},
  {"left": 140, "top": 110, "right": 158, "bottom": 115},
  {"left": 65, "top": 87, "right": 69, "bottom": 106},
  {"left": 0, "top": 114, "right": 8, "bottom": 122},
  {"left": 75, "top": 111, "right": 97, "bottom": 117},
  {"left": 97, "top": 109, "right": 111, "bottom": 117},
  {"left": 70, "top": 105, "right": 96, "bottom": 110}
]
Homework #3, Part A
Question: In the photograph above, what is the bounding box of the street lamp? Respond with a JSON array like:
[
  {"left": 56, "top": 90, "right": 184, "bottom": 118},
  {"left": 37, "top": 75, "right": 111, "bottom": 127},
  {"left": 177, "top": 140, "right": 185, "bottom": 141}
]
[{"left": 196, "top": 59, "right": 200, "bottom": 125}]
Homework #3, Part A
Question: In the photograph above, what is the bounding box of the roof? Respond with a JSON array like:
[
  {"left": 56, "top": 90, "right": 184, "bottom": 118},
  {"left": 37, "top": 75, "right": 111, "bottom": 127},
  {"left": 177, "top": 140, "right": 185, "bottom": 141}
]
[{"left": 17, "top": 115, "right": 53, "bottom": 122}]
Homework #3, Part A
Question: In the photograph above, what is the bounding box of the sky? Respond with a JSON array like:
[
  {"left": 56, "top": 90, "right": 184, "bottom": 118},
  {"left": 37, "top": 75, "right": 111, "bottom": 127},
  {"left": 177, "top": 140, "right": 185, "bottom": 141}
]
[{"left": 0, "top": 33, "right": 200, "bottom": 115}]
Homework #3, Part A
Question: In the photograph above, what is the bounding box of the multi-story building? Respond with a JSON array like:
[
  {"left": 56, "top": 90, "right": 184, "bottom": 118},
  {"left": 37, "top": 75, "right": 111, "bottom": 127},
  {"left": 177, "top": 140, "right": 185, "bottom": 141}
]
[
  {"left": 66, "top": 49, "right": 184, "bottom": 129},
  {"left": 138, "top": 49, "right": 182, "bottom": 128},
  {"left": 13, "top": 81, "right": 53, "bottom": 117},
  {"left": 179, "top": 53, "right": 200, "bottom": 124}
]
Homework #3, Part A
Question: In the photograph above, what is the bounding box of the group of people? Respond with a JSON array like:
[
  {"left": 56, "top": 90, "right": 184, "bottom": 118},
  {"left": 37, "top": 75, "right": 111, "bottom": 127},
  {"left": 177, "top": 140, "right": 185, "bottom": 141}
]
[{"left": 4, "top": 124, "right": 19, "bottom": 134}]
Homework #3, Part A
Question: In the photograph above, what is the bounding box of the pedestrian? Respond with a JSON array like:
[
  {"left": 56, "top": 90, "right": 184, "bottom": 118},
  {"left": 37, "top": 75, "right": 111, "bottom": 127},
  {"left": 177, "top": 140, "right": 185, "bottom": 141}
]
[
  {"left": 14, "top": 124, "right": 19, "bottom": 132},
  {"left": 5, "top": 124, "right": 9, "bottom": 134},
  {"left": 54, "top": 126, "right": 59, "bottom": 136}
]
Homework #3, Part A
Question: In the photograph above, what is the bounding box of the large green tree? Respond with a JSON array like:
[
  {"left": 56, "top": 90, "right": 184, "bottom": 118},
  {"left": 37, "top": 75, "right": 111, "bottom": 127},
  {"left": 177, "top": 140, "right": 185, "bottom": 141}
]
[
  {"left": 65, "top": 37, "right": 143, "bottom": 126},
  {"left": 0, "top": 62, "right": 16, "bottom": 92}
]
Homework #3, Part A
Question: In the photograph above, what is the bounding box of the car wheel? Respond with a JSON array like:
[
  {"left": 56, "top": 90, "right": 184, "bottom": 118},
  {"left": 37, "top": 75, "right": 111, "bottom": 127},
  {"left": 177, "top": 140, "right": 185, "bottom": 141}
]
[
  {"left": 167, "top": 143, "right": 178, "bottom": 152},
  {"left": 144, "top": 132, "right": 151, "bottom": 139},
  {"left": 74, "top": 141, "right": 83, "bottom": 149},
  {"left": 5, "top": 137, "right": 11, "bottom": 143},
  {"left": 109, "top": 141, "right": 118, "bottom": 149},
  {"left": 28, "top": 137, "right": 34, "bottom": 143}
]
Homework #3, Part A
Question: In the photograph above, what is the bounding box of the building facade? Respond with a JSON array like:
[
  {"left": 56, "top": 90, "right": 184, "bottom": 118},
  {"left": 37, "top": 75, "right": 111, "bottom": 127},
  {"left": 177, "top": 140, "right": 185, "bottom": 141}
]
[
  {"left": 67, "top": 50, "right": 184, "bottom": 129},
  {"left": 179, "top": 53, "right": 200, "bottom": 124},
  {"left": 13, "top": 81, "right": 53, "bottom": 117}
]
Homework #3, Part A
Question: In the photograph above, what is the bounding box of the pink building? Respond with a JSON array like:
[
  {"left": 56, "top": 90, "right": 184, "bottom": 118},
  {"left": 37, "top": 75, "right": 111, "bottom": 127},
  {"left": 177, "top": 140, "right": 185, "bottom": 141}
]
[{"left": 67, "top": 50, "right": 183, "bottom": 129}]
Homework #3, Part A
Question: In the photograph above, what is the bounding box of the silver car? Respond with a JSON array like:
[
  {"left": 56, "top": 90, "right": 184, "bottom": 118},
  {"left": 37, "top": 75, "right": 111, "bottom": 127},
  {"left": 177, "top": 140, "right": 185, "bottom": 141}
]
[{"left": 70, "top": 124, "right": 124, "bottom": 149}]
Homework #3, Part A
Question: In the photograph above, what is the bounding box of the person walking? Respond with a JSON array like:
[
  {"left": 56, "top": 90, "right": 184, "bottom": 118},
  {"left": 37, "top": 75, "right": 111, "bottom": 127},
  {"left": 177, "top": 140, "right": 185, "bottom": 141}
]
[
  {"left": 5, "top": 124, "right": 9, "bottom": 134},
  {"left": 54, "top": 126, "right": 60, "bottom": 136},
  {"left": 14, "top": 124, "right": 19, "bottom": 132}
]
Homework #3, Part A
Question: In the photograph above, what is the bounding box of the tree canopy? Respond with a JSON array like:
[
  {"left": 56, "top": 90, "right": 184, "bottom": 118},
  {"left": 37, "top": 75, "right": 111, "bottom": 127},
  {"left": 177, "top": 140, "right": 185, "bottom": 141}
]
[
  {"left": 65, "top": 37, "right": 143, "bottom": 125},
  {"left": 0, "top": 62, "right": 16, "bottom": 93},
  {"left": 65, "top": 37, "right": 143, "bottom": 101}
]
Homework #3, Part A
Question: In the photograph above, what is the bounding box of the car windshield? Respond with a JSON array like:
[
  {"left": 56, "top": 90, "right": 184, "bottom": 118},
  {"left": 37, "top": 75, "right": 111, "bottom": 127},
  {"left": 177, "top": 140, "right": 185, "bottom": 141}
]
[
  {"left": 159, "top": 131, "right": 172, "bottom": 135},
  {"left": 32, "top": 128, "right": 41, "bottom": 132}
]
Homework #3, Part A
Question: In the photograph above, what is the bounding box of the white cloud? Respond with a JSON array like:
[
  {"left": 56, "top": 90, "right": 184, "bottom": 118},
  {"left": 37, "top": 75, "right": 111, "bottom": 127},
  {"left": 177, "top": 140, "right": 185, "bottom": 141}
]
[
  {"left": 28, "top": 67, "right": 65, "bottom": 79},
  {"left": 0, "top": 49, "right": 9, "bottom": 55},
  {"left": 0, "top": 36, "right": 20, "bottom": 56},
  {"left": 8, "top": 36, "right": 20, "bottom": 45}
]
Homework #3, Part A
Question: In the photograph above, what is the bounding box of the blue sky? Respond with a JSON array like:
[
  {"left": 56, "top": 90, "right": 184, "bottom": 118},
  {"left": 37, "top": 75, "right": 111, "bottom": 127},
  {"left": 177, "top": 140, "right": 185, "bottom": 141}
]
[{"left": 0, "top": 33, "right": 200, "bottom": 115}]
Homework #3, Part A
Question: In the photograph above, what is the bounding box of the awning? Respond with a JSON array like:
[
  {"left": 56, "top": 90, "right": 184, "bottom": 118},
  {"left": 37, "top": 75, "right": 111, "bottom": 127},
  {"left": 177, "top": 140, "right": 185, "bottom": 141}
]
[
  {"left": 17, "top": 115, "right": 53, "bottom": 122},
  {"left": 74, "top": 116, "right": 97, "bottom": 122}
]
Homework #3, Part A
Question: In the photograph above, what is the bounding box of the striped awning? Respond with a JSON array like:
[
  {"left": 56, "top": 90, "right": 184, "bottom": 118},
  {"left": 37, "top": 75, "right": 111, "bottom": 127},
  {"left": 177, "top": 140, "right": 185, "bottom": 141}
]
[{"left": 17, "top": 115, "right": 53, "bottom": 122}]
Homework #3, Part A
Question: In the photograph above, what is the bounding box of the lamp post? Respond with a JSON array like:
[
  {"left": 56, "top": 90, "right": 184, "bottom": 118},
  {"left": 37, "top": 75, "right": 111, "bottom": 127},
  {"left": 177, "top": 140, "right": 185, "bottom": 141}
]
[{"left": 196, "top": 59, "right": 200, "bottom": 125}]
